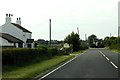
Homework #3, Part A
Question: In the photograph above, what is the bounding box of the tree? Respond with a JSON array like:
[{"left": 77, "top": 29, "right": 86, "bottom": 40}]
[
  {"left": 104, "top": 36, "right": 117, "bottom": 47},
  {"left": 88, "top": 34, "right": 97, "bottom": 48},
  {"left": 104, "top": 36, "right": 110, "bottom": 47},
  {"left": 64, "top": 32, "right": 80, "bottom": 51},
  {"left": 104, "top": 36, "right": 120, "bottom": 50}
]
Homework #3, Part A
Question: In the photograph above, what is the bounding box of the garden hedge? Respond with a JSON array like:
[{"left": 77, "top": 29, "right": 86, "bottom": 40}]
[{"left": 2, "top": 48, "right": 59, "bottom": 66}]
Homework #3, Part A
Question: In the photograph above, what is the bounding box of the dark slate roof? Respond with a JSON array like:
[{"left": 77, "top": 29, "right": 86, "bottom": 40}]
[
  {"left": 26, "top": 39, "right": 34, "bottom": 43},
  {"left": 0, "top": 33, "right": 24, "bottom": 43},
  {"left": 11, "top": 23, "right": 32, "bottom": 33}
]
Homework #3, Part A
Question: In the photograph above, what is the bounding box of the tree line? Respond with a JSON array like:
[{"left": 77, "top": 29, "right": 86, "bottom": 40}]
[{"left": 64, "top": 32, "right": 120, "bottom": 51}]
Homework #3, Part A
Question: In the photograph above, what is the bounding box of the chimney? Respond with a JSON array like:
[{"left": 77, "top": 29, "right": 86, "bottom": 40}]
[
  {"left": 16, "top": 17, "right": 21, "bottom": 25},
  {"left": 5, "top": 13, "right": 12, "bottom": 24}
]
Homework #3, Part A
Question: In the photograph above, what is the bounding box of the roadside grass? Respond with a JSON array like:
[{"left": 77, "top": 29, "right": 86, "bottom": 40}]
[
  {"left": 107, "top": 48, "right": 120, "bottom": 53},
  {"left": 111, "top": 49, "right": 120, "bottom": 53},
  {"left": 0, "top": 73, "right": 2, "bottom": 80},
  {"left": 71, "top": 50, "right": 84, "bottom": 54},
  {"left": 2, "top": 50, "right": 85, "bottom": 79},
  {"left": 2, "top": 55, "right": 74, "bottom": 79}
]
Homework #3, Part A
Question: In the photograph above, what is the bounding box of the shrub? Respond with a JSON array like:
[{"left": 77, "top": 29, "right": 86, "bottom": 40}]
[
  {"left": 47, "top": 48, "right": 59, "bottom": 57},
  {"left": 79, "top": 45, "right": 88, "bottom": 50}
]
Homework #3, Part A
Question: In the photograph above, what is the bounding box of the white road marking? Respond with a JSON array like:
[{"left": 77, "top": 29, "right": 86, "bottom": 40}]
[
  {"left": 98, "top": 51, "right": 106, "bottom": 57},
  {"left": 103, "top": 54, "right": 106, "bottom": 57},
  {"left": 105, "top": 57, "right": 109, "bottom": 61},
  {"left": 98, "top": 50, "right": 118, "bottom": 69},
  {"left": 110, "top": 62, "right": 118, "bottom": 69},
  {"left": 39, "top": 52, "right": 85, "bottom": 80}
]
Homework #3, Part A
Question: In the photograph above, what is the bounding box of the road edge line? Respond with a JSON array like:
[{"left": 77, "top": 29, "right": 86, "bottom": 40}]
[{"left": 39, "top": 52, "right": 85, "bottom": 80}]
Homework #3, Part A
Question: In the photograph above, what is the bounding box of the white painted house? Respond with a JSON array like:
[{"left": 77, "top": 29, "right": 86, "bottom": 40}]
[{"left": 0, "top": 14, "right": 34, "bottom": 48}]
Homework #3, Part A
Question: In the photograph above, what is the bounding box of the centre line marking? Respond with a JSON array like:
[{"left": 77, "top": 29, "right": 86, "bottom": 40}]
[
  {"left": 103, "top": 54, "right": 106, "bottom": 57},
  {"left": 110, "top": 62, "right": 118, "bottom": 69},
  {"left": 106, "top": 57, "right": 109, "bottom": 61},
  {"left": 98, "top": 50, "right": 118, "bottom": 69}
]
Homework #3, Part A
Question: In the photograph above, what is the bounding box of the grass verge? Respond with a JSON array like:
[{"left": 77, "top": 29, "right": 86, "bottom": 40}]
[
  {"left": 71, "top": 50, "right": 84, "bottom": 54},
  {"left": 111, "top": 49, "right": 120, "bottom": 53},
  {"left": 2, "top": 55, "right": 74, "bottom": 79},
  {"left": 2, "top": 51, "right": 84, "bottom": 80}
]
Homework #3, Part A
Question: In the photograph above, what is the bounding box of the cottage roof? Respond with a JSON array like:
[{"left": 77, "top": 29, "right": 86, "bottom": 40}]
[
  {"left": 11, "top": 23, "right": 32, "bottom": 33},
  {"left": 0, "top": 33, "right": 23, "bottom": 43}
]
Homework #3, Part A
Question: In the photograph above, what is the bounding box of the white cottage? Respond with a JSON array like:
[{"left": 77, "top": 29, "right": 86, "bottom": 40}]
[{"left": 0, "top": 14, "right": 34, "bottom": 48}]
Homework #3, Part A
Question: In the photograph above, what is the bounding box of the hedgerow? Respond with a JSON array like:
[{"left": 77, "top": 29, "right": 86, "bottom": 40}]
[{"left": 2, "top": 48, "right": 59, "bottom": 66}]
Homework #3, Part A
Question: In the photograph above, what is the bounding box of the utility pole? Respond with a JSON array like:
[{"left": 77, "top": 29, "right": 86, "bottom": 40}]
[
  {"left": 118, "top": 2, "right": 120, "bottom": 44},
  {"left": 85, "top": 34, "right": 87, "bottom": 41},
  {"left": 77, "top": 27, "right": 79, "bottom": 36},
  {"left": 49, "top": 19, "right": 51, "bottom": 46},
  {"left": 110, "top": 33, "right": 111, "bottom": 37},
  {"left": 118, "top": 26, "right": 120, "bottom": 44}
]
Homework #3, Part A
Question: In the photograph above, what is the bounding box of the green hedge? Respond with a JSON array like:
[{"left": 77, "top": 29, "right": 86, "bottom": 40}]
[{"left": 2, "top": 48, "right": 59, "bottom": 66}]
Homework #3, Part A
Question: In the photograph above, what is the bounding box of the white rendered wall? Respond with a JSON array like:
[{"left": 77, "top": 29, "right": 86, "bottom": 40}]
[
  {"left": 0, "top": 37, "right": 14, "bottom": 46},
  {"left": 22, "top": 32, "right": 31, "bottom": 42},
  {"left": 1, "top": 23, "right": 24, "bottom": 40},
  {"left": 0, "top": 16, "right": 32, "bottom": 48},
  {"left": 1, "top": 23, "right": 31, "bottom": 46}
]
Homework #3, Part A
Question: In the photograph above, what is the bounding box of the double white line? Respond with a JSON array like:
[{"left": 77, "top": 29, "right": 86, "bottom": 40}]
[{"left": 98, "top": 50, "right": 118, "bottom": 69}]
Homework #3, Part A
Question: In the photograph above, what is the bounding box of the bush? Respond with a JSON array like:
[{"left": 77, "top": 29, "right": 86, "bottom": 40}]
[
  {"left": 79, "top": 45, "right": 88, "bottom": 50},
  {"left": 47, "top": 48, "right": 59, "bottom": 57}
]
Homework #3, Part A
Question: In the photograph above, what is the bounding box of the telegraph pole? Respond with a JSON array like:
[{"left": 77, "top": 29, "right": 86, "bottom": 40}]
[
  {"left": 49, "top": 19, "right": 51, "bottom": 46},
  {"left": 110, "top": 33, "right": 111, "bottom": 37},
  {"left": 77, "top": 27, "right": 79, "bottom": 36},
  {"left": 118, "top": 2, "right": 120, "bottom": 44},
  {"left": 118, "top": 26, "right": 120, "bottom": 44},
  {"left": 85, "top": 34, "right": 87, "bottom": 41}
]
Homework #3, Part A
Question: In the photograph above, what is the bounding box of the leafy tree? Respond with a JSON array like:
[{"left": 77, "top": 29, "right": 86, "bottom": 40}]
[
  {"left": 88, "top": 34, "right": 104, "bottom": 48},
  {"left": 64, "top": 32, "right": 80, "bottom": 51},
  {"left": 104, "top": 36, "right": 118, "bottom": 46},
  {"left": 104, "top": 36, "right": 110, "bottom": 46},
  {"left": 88, "top": 34, "right": 97, "bottom": 48},
  {"left": 104, "top": 36, "right": 120, "bottom": 50}
]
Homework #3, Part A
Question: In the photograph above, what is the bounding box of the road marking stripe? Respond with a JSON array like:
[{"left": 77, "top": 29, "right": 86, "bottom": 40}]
[
  {"left": 110, "top": 62, "right": 118, "bottom": 69},
  {"left": 98, "top": 50, "right": 118, "bottom": 69},
  {"left": 103, "top": 54, "right": 106, "bottom": 57},
  {"left": 39, "top": 53, "right": 84, "bottom": 79},
  {"left": 105, "top": 57, "right": 109, "bottom": 61},
  {"left": 98, "top": 50, "right": 106, "bottom": 57}
]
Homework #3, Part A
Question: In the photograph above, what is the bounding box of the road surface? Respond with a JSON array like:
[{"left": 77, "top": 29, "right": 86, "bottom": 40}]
[{"left": 40, "top": 48, "right": 119, "bottom": 79}]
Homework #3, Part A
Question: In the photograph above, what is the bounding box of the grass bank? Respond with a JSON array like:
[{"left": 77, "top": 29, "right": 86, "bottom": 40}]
[{"left": 2, "top": 55, "right": 74, "bottom": 79}]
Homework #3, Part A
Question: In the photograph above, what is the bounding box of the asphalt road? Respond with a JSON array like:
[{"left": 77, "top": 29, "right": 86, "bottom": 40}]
[{"left": 40, "top": 48, "right": 119, "bottom": 79}]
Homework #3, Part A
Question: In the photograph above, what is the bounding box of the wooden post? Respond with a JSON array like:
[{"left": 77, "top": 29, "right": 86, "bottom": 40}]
[{"left": 49, "top": 19, "right": 51, "bottom": 46}]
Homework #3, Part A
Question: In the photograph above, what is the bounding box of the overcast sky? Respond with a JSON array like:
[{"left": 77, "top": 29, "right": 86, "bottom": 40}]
[{"left": 0, "top": 0, "right": 120, "bottom": 40}]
